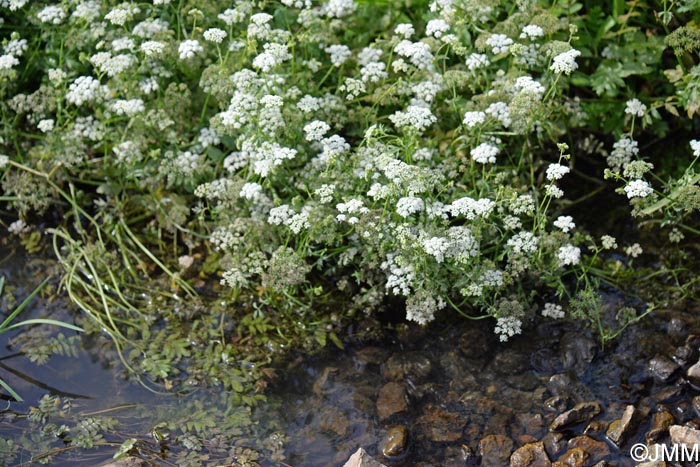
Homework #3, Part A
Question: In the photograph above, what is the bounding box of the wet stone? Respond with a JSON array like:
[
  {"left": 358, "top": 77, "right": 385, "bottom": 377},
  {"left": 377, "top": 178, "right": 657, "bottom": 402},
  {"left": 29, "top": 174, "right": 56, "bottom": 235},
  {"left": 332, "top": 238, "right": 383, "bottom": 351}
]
[
  {"left": 560, "top": 333, "right": 597, "bottom": 371},
  {"left": 686, "top": 359, "right": 700, "bottom": 387},
  {"left": 492, "top": 348, "right": 531, "bottom": 376},
  {"left": 646, "top": 410, "right": 675, "bottom": 444},
  {"left": 606, "top": 404, "right": 637, "bottom": 447},
  {"left": 673, "top": 399, "right": 694, "bottom": 422},
  {"left": 547, "top": 373, "right": 594, "bottom": 402},
  {"left": 544, "top": 396, "right": 569, "bottom": 413},
  {"left": 354, "top": 346, "right": 389, "bottom": 367},
  {"left": 542, "top": 432, "right": 567, "bottom": 458},
  {"left": 549, "top": 401, "right": 602, "bottom": 431},
  {"left": 416, "top": 404, "right": 465, "bottom": 442},
  {"left": 319, "top": 406, "right": 350, "bottom": 436},
  {"left": 380, "top": 425, "right": 409, "bottom": 459},
  {"left": 648, "top": 354, "right": 680, "bottom": 381},
  {"left": 443, "top": 444, "right": 476, "bottom": 467},
  {"left": 344, "top": 448, "right": 388, "bottom": 467},
  {"left": 672, "top": 344, "right": 696, "bottom": 367},
  {"left": 567, "top": 435, "right": 611, "bottom": 464},
  {"left": 478, "top": 434, "right": 514, "bottom": 467},
  {"left": 557, "top": 447, "right": 588, "bottom": 467},
  {"left": 517, "top": 412, "right": 546, "bottom": 438},
  {"left": 382, "top": 352, "right": 432, "bottom": 384},
  {"left": 509, "top": 441, "right": 551, "bottom": 467},
  {"left": 376, "top": 382, "right": 408, "bottom": 421},
  {"left": 693, "top": 395, "right": 700, "bottom": 417},
  {"left": 669, "top": 424, "right": 700, "bottom": 446},
  {"left": 653, "top": 386, "right": 683, "bottom": 402}
]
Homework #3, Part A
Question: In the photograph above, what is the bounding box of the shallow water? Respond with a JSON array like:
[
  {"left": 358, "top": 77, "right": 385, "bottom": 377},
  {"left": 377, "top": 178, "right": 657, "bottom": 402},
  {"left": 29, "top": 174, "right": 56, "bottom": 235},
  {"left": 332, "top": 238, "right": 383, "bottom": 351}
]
[{"left": 1, "top": 242, "right": 699, "bottom": 466}]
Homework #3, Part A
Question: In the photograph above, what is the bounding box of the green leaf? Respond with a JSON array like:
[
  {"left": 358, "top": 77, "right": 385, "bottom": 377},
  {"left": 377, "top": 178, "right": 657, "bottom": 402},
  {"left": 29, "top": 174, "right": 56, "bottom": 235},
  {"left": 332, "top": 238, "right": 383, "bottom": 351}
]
[
  {"left": 0, "top": 378, "right": 22, "bottom": 402},
  {"left": 113, "top": 438, "right": 138, "bottom": 459}
]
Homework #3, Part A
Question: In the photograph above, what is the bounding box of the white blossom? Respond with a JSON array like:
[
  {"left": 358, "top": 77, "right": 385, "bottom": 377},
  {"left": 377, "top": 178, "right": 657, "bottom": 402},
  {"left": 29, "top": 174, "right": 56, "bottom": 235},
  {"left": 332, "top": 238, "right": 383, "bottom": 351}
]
[
  {"left": 471, "top": 142, "right": 499, "bottom": 164},
  {"left": 553, "top": 215, "right": 575, "bottom": 232},
  {"left": 542, "top": 303, "right": 565, "bottom": 319},
  {"left": 203, "top": 28, "right": 227, "bottom": 44},
  {"left": 550, "top": 49, "right": 581, "bottom": 75},
  {"left": 546, "top": 163, "right": 570, "bottom": 181},
  {"left": 625, "top": 98, "right": 647, "bottom": 117},
  {"left": 624, "top": 179, "right": 653, "bottom": 199},
  {"left": 557, "top": 244, "right": 581, "bottom": 266},
  {"left": 178, "top": 40, "right": 204, "bottom": 59}
]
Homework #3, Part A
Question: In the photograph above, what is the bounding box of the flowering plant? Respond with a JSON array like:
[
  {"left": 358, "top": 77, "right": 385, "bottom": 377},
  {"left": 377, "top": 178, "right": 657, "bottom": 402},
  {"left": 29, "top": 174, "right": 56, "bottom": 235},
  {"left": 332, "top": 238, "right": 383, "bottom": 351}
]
[{"left": 0, "top": 0, "right": 697, "bottom": 352}]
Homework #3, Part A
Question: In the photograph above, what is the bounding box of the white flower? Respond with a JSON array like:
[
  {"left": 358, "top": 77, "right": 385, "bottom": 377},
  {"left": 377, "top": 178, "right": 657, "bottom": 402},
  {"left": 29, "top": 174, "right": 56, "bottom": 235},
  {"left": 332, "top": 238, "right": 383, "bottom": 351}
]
[
  {"left": 507, "top": 231, "right": 538, "bottom": 254},
  {"left": 546, "top": 163, "right": 570, "bottom": 181},
  {"left": 66, "top": 76, "right": 101, "bottom": 106},
  {"left": 626, "top": 243, "right": 643, "bottom": 258},
  {"left": 240, "top": 182, "right": 263, "bottom": 200},
  {"left": 546, "top": 184, "right": 564, "bottom": 198},
  {"left": 466, "top": 53, "right": 489, "bottom": 70},
  {"left": 624, "top": 179, "right": 653, "bottom": 199},
  {"left": 690, "top": 140, "right": 700, "bottom": 158},
  {"left": 471, "top": 142, "right": 499, "bottom": 164},
  {"left": 110, "top": 99, "right": 145, "bottom": 116},
  {"left": 394, "top": 23, "right": 415, "bottom": 39},
  {"left": 0, "top": 155, "right": 9, "bottom": 168},
  {"left": 325, "top": 44, "right": 352, "bottom": 67},
  {"left": 426, "top": 19, "right": 450, "bottom": 38},
  {"left": 304, "top": 120, "right": 331, "bottom": 142},
  {"left": 486, "top": 34, "right": 513, "bottom": 54},
  {"left": 463, "top": 111, "right": 486, "bottom": 128},
  {"left": 203, "top": 28, "right": 227, "bottom": 44},
  {"left": 550, "top": 49, "right": 581, "bottom": 75},
  {"left": 485, "top": 101, "right": 511, "bottom": 127},
  {"left": 140, "top": 41, "right": 165, "bottom": 56},
  {"left": 422, "top": 237, "right": 450, "bottom": 263},
  {"left": 542, "top": 303, "right": 565, "bottom": 319},
  {"left": 0, "top": 54, "right": 19, "bottom": 71},
  {"left": 37, "top": 5, "right": 66, "bottom": 24},
  {"left": 8, "top": 219, "right": 30, "bottom": 235},
  {"left": 625, "top": 98, "right": 647, "bottom": 117},
  {"left": 178, "top": 255, "right": 194, "bottom": 269},
  {"left": 178, "top": 40, "right": 203, "bottom": 59},
  {"left": 396, "top": 197, "right": 424, "bottom": 217},
  {"left": 553, "top": 215, "right": 575, "bottom": 232},
  {"left": 37, "top": 119, "right": 54, "bottom": 133},
  {"left": 520, "top": 25, "right": 544, "bottom": 40},
  {"left": 449, "top": 197, "right": 494, "bottom": 219},
  {"left": 389, "top": 105, "right": 437, "bottom": 132},
  {"left": 601, "top": 235, "right": 617, "bottom": 249},
  {"left": 406, "top": 291, "right": 444, "bottom": 325},
  {"left": 495, "top": 316, "right": 522, "bottom": 342},
  {"left": 557, "top": 245, "right": 581, "bottom": 266}
]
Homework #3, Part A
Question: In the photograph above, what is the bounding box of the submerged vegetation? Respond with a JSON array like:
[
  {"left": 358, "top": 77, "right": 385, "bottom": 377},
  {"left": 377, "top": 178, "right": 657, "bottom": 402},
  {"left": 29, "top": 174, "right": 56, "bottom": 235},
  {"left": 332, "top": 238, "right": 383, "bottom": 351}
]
[{"left": 0, "top": 0, "right": 699, "bottom": 463}]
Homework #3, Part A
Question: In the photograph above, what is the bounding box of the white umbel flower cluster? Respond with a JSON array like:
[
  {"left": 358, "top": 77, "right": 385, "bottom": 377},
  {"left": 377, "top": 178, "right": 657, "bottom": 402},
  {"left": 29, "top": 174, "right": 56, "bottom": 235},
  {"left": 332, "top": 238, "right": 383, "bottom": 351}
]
[
  {"left": 463, "top": 111, "right": 486, "bottom": 128},
  {"left": 389, "top": 105, "right": 437, "bottom": 132},
  {"left": 553, "top": 215, "right": 575, "bottom": 232},
  {"left": 550, "top": 49, "right": 581, "bottom": 75},
  {"left": 471, "top": 142, "right": 499, "bottom": 164},
  {"left": 542, "top": 303, "right": 565, "bottom": 319},
  {"left": 495, "top": 316, "right": 522, "bottom": 342},
  {"left": 178, "top": 40, "right": 203, "bottom": 59},
  {"left": 557, "top": 244, "right": 581, "bottom": 266},
  {"left": 624, "top": 179, "right": 653, "bottom": 199},
  {"left": 66, "top": 76, "right": 102, "bottom": 106},
  {"left": 625, "top": 98, "right": 647, "bottom": 117},
  {"left": 203, "top": 28, "right": 227, "bottom": 44},
  {"left": 485, "top": 34, "right": 513, "bottom": 54},
  {"left": 406, "top": 291, "right": 445, "bottom": 325}
]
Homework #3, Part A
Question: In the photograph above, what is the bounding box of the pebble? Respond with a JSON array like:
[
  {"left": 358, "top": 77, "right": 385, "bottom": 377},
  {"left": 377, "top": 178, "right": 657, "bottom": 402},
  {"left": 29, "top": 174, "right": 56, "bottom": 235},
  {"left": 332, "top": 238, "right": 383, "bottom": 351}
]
[
  {"left": 549, "top": 401, "right": 602, "bottom": 431},
  {"left": 509, "top": 441, "right": 551, "bottom": 467},
  {"left": 686, "top": 359, "right": 700, "bottom": 387},
  {"left": 416, "top": 404, "right": 465, "bottom": 442},
  {"left": 382, "top": 352, "right": 432, "bottom": 383},
  {"left": 344, "top": 448, "right": 388, "bottom": 467},
  {"left": 478, "top": 434, "right": 514, "bottom": 467},
  {"left": 669, "top": 424, "right": 700, "bottom": 446},
  {"left": 567, "top": 435, "right": 611, "bottom": 464},
  {"left": 648, "top": 354, "right": 681, "bottom": 381},
  {"left": 646, "top": 410, "right": 675, "bottom": 443},
  {"left": 605, "top": 404, "right": 637, "bottom": 446},
  {"left": 376, "top": 382, "right": 408, "bottom": 421},
  {"left": 380, "top": 426, "right": 409, "bottom": 458}
]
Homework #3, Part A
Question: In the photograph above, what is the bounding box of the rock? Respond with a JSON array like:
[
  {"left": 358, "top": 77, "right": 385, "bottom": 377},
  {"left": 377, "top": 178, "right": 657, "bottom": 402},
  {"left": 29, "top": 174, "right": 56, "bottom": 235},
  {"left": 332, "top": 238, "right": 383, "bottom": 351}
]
[
  {"left": 376, "top": 382, "right": 408, "bottom": 420},
  {"left": 343, "top": 448, "right": 388, "bottom": 467},
  {"left": 542, "top": 432, "right": 567, "bottom": 458},
  {"left": 559, "top": 333, "right": 597, "bottom": 370},
  {"left": 648, "top": 355, "right": 680, "bottom": 381},
  {"left": 693, "top": 395, "right": 700, "bottom": 418},
  {"left": 567, "top": 436, "right": 611, "bottom": 464},
  {"left": 99, "top": 458, "right": 149, "bottom": 467},
  {"left": 354, "top": 346, "right": 389, "bottom": 367},
  {"left": 583, "top": 420, "right": 607, "bottom": 436},
  {"left": 444, "top": 444, "right": 477, "bottom": 467},
  {"left": 549, "top": 401, "right": 602, "bottom": 431},
  {"left": 557, "top": 447, "right": 588, "bottom": 467},
  {"left": 416, "top": 404, "right": 465, "bottom": 442},
  {"left": 636, "top": 461, "right": 667, "bottom": 467},
  {"left": 382, "top": 352, "right": 432, "bottom": 384},
  {"left": 517, "top": 413, "right": 546, "bottom": 438},
  {"left": 509, "top": 442, "right": 551, "bottom": 467},
  {"left": 380, "top": 425, "right": 409, "bottom": 458},
  {"left": 544, "top": 396, "right": 569, "bottom": 413},
  {"left": 646, "top": 411, "right": 675, "bottom": 443},
  {"left": 686, "top": 359, "right": 700, "bottom": 387},
  {"left": 652, "top": 386, "right": 683, "bottom": 402},
  {"left": 669, "top": 424, "right": 700, "bottom": 446},
  {"left": 546, "top": 373, "right": 594, "bottom": 402},
  {"left": 606, "top": 405, "right": 637, "bottom": 446},
  {"left": 319, "top": 406, "right": 350, "bottom": 436},
  {"left": 478, "top": 434, "right": 514, "bottom": 467},
  {"left": 492, "top": 348, "right": 531, "bottom": 376},
  {"left": 590, "top": 462, "right": 613, "bottom": 467},
  {"left": 672, "top": 344, "right": 696, "bottom": 366}
]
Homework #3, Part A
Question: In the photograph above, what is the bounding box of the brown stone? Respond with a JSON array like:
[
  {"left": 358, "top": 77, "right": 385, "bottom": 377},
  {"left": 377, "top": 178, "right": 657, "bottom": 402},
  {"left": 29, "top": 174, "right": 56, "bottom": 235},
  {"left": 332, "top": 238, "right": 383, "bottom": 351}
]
[
  {"left": 509, "top": 442, "right": 551, "bottom": 467},
  {"left": 382, "top": 352, "right": 432, "bottom": 383},
  {"left": 567, "top": 436, "right": 611, "bottom": 464},
  {"left": 557, "top": 447, "right": 588, "bottom": 467},
  {"left": 648, "top": 355, "right": 680, "bottom": 381},
  {"left": 549, "top": 401, "right": 602, "bottom": 431},
  {"left": 646, "top": 411, "right": 675, "bottom": 444},
  {"left": 376, "top": 382, "right": 408, "bottom": 420},
  {"left": 100, "top": 458, "right": 149, "bottom": 467},
  {"left": 479, "top": 434, "right": 514, "bottom": 467},
  {"left": 606, "top": 405, "right": 637, "bottom": 446},
  {"left": 542, "top": 432, "right": 567, "bottom": 458},
  {"left": 380, "top": 425, "right": 409, "bottom": 458},
  {"left": 416, "top": 404, "right": 465, "bottom": 442},
  {"left": 670, "top": 424, "right": 700, "bottom": 446}
]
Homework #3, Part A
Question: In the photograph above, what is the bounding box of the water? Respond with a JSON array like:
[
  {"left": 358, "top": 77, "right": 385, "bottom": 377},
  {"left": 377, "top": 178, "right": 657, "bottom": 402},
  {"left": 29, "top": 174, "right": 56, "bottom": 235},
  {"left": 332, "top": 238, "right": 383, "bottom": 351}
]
[{"left": 1, "top": 242, "right": 699, "bottom": 466}]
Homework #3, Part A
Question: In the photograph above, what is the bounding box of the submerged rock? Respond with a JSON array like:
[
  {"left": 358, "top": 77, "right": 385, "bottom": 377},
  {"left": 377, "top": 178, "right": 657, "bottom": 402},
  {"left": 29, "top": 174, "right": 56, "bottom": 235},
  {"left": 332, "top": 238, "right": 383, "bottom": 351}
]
[
  {"left": 606, "top": 404, "right": 637, "bottom": 446},
  {"left": 648, "top": 355, "right": 680, "bottom": 381},
  {"left": 646, "top": 410, "right": 675, "bottom": 443},
  {"left": 380, "top": 425, "right": 409, "bottom": 458},
  {"left": 444, "top": 444, "right": 477, "bottom": 467},
  {"left": 376, "top": 382, "right": 408, "bottom": 420},
  {"left": 686, "top": 359, "right": 700, "bottom": 387},
  {"left": 343, "top": 448, "right": 388, "bottom": 467},
  {"left": 509, "top": 441, "right": 551, "bottom": 467},
  {"left": 383, "top": 352, "right": 432, "bottom": 384},
  {"left": 669, "top": 424, "right": 700, "bottom": 446},
  {"left": 567, "top": 435, "right": 611, "bottom": 464},
  {"left": 557, "top": 447, "right": 588, "bottom": 467},
  {"left": 478, "top": 434, "right": 514, "bottom": 467},
  {"left": 560, "top": 333, "right": 597, "bottom": 370},
  {"left": 549, "top": 401, "right": 602, "bottom": 431},
  {"left": 416, "top": 404, "right": 465, "bottom": 442}
]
